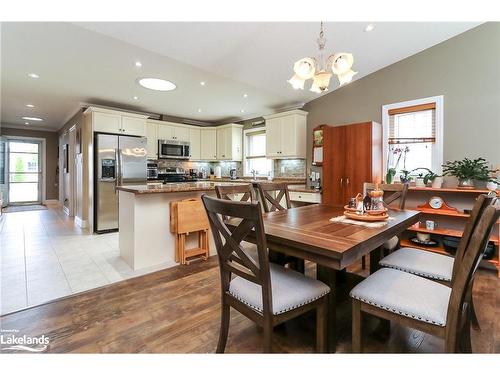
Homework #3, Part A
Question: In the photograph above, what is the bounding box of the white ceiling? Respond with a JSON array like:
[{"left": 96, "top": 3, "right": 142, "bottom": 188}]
[{"left": 1, "top": 22, "right": 481, "bottom": 131}]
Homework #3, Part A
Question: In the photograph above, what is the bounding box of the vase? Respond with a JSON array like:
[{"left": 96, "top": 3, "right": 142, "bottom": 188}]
[
  {"left": 385, "top": 171, "right": 394, "bottom": 184},
  {"left": 431, "top": 177, "right": 443, "bottom": 189},
  {"left": 458, "top": 178, "right": 475, "bottom": 189},
  {"left": 415, "top": 178, "right": 425, "bottom": 187},
  {"left": 486, "top": 181, "right": 498, "bottom": 191}
]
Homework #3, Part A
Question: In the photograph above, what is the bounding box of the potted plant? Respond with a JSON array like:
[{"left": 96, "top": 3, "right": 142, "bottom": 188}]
[
  {"left": 442, "top": 157, "right": 495, "bottom": 189},
  {"left": 385, "top": 146, "right": 406, "bottom": 184},
  {"left": 399, "top": 169, "right": 412, "bottom": 184}
]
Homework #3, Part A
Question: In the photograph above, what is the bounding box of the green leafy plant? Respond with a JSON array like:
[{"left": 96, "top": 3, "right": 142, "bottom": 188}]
[
  {"left": 442, "top": 158, "right": 493, "bottom": 181},
  {"left": 399, "top": 169, "right": 412, "bottom": 183}
]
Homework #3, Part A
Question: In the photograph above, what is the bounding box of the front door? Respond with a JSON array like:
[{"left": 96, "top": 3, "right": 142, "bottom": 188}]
[{"left": 7, "top": 139, "right": 42, "bottom": 204}]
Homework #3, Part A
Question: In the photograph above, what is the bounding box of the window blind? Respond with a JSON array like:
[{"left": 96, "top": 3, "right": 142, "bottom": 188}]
[
  {"left": 388, "top": 103, "right": 436, "bottom": 144},
  {"left": 245, "top": 130, "right": 266, "bottom": 159}
]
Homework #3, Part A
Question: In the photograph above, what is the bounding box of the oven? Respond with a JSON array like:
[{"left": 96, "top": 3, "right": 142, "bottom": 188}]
[{"left": 158, "top": 140, "right": 190, "bottom": 159}]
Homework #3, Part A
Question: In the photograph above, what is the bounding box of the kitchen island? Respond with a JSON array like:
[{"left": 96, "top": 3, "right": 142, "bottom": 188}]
[{"left": 116, "top": 181, "right": 247, "bottom": 270}]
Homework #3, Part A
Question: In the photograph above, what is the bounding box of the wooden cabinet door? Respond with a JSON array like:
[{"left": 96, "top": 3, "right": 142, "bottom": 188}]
[
  {"left": 189, "top": 128, "right": 201, "bottom": 160},
  {"left": 325, "top": 126, "right": 346, "bottom": 206},
  {"left": 344, "top": 123, "right": 373, "bottom": 201},
  {"left": 93, "top": 112, "right": 121, "bottom": 134},
  {"left": 265, "top": 118, "right": 281, "bottom": 157},
  {"left": 121, "top": 116, "right": 146, "bottom": 136},
  {"left": 200, "top": 128, "right": 217, "bottom": 160},
  {"left": 145, "top": 122, "right": 158, "bottom": 158}
]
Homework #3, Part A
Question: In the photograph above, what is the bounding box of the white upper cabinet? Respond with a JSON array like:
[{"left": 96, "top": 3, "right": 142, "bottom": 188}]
[
  {"left": 121, "top": 116, "right": 146, "bottom": 136},
  {"left": 189, "top": 128, "right": 201, "bottom": 160},
  {"left": 264, "top": 110, "right": 307, "bottom": 159},
  {"left": 200, "top": 128, "right": 217, "bottom": 160},
  {"left": 216, "top": 124, "right": 242, "bottom": 161},
  {"left": 145, "top": 121, "right": 158, "bottom": 159},
  {"left": 92, "top": 112, "right": 121, "bottom": 134},
  {"left": 86, "top": 107, "right": 147, "bottom": 137},
  {"left": 158, "top": 123, "right": 189, "bottom": 142}
]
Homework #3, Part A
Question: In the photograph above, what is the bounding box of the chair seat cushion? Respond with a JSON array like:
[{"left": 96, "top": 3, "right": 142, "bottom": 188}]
[
  {"left": 229, "top": 264, "right": 330, "bottom": 315},
  {"left": 350, "top": 268, "right": 451, "bottom": 326},
  {"left": 382, "top": 236, "right": 399, "bottom": 251},
  {"left": 379, "top": 247, "right": 454, "bottom": 282}
]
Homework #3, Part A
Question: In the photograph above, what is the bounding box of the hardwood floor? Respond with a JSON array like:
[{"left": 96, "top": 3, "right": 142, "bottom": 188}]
[{"left": 1, "top": 256, "right": 499, "bottom": 353}]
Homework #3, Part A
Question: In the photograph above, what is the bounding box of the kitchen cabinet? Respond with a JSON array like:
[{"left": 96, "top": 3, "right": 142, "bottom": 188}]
[
  {"left": 93, "top": 112, "right": 121, "bottom": 134},
  {"left": 216, "top": 124, "right": 242, "bottom": 161},
  {"left": 200, "top": 128, "right": 217, "bottom": 160},
  {"left": 263, "top": 110, "right": 307, "bottom": 159},
  {"left": 289, "top": 191, "right": 322, "bottom": 204},
  {"left": 322, "top": 122, "right": 382, "bottom": 206},
  {"left": 189, "top": 128, "right": 201, "bottom": 160},
  {"left": 145, "top": 121, "right": 158, "bottom": 158},
  {"left": 90, "top": 109, "right": 146, "bottom": 136},
  {"left": 121, "top": 116, "right": 146, "bottom": 136},
  {"left": 158, "top": 123, "right": 190, "bottom": 142}
]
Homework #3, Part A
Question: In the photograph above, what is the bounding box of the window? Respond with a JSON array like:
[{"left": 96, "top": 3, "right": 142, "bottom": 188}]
[
  {"left": 243, "top": 129, "right": 273, "bottom": 177},
  {"left": 382, "top": 96, "right": 443, "bottom": 178}
]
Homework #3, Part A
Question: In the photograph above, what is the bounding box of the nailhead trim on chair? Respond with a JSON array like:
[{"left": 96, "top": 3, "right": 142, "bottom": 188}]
[
  {"left": 228, "top": 290, "right": 330, "bottom": 316},
  {"left": 378, "top": 262, "right": 451, "bottom": 282},
  {"left": 349, "top": 293, "right": 446, "bottom": 327}
]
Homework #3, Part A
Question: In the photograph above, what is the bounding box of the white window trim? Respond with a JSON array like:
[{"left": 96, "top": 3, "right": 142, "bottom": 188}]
[
  {"left": 382, "top": 95, "right": 444, "bottom": 176},
  {"left": 243, "top": 127, "right": 273, "bottom": 177}
]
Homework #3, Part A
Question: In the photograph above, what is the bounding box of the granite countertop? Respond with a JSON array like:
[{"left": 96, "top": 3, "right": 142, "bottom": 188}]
[
  {"left": 198, "top": 177, "right": 307, "bottom": 185},
  {"left": 116, "top": 181, "right": 249, "bottom": 194}
]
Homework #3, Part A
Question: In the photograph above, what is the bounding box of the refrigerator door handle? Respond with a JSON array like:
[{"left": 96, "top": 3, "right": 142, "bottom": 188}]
[{"left": 115, "top": 148, "right": 121, "bottom": 194}]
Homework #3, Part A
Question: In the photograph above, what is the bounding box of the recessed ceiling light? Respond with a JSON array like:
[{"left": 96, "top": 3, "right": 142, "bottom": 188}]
[
  {"left": 28, "top": 73, "right": 39, "bottom": 79},
  {"left": 22, "top": 116, "right": 43, "bottom": 122},
  {"left": 243, "top": 94, "right": 248, "bottom": 98},
  {"left": 240, "top": 109, "right": 245, "bottom": 113},
  {"left": 25, "top": 104, "right": 35, "bottom": 108},
  {"left": 364, "top": 24, "right": 375, "bottom": 32},
  {"left": 197, "top": 109, "right": 202, "bottom": 113},
  {"left": 133, "top": 96, "right": 139, "bottom": 100},
  {"left": 25, "top": 122, "right": 30, "bottom": 125},
  {"left": 200, "top": 81, "right": 206, "bottom": 86},
  {"left": 138, "top": 78, "right": 176, "bottom": 91},
  {"left": 135, "top": 61, "right": 142, "bottom": 67}
]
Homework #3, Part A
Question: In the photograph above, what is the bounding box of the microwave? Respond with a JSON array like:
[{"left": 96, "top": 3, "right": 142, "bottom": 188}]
[{"left": 158, "top": 140, "right": 190, "bottom": 159}]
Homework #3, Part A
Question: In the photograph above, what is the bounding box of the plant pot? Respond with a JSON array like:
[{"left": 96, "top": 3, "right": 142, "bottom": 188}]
[
  {"left": 486, "top": 181, "right": 498, "bottom": 191},
  {"left": 458, "top": 178, "right": 475, "bottom": 189},
  {"left": 415, "top": 178, "right": 425, "bottom": 188},
  {"left": 431, "top": 176, "right": 443, "bottom": 189}
]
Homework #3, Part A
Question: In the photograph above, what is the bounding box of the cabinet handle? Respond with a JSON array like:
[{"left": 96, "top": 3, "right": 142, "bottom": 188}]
[
  {"left": 346, "top": 178, "right": 350, "bottom": 185},
  {"left": 340, "top": 178, "right": 343, "bottom": 186}
]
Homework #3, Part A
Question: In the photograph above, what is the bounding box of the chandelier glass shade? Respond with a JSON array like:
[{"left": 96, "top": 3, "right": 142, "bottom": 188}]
[{"left": 288, "top": 23, "right": 357, "bottom": 93}]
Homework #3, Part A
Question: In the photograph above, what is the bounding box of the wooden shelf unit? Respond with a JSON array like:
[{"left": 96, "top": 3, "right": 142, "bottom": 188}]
[{"left": 404, "top": 186, "right": 500, "bottom": 277}]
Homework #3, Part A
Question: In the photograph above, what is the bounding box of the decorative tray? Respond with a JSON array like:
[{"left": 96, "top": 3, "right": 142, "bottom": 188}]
[
  {"left": 343, "top": 206, "right": 388, "bottom": 215},
  {"left": 343, "top": 211, "right": 389, "bottom": 222},
  {"left": 409, "top": 237, "right": 439, "bottom": 247}
]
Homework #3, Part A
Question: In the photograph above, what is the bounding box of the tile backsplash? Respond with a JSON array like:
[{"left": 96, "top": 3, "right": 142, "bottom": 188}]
[
  {"left": 273, "top": 159, "right": 306, "bottom": 178},
  {"left": 155, "top": 158, "right": 306, "bottom": 178}
]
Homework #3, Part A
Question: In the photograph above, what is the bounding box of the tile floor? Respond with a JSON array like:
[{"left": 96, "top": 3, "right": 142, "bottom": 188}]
[{"left": 0, "top": 204, "right": 176, "bottom": 315}]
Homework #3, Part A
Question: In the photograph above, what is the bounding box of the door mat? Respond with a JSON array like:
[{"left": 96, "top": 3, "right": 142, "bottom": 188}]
[{"left": 3, "top": 205, "right": 47, "bottom": 213}]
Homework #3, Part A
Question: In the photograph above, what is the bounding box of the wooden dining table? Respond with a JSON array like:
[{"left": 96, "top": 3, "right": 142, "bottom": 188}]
[{"left": 257, "top": 204, "right": 420, "bottom": 352}]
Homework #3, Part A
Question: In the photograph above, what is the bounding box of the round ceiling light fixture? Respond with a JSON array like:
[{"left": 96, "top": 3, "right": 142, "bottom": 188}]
[
  {"left": 26, "top": 104, "right": 35, "bottom": 108},
  {"left": 138, "top": 78, "right": 176, "bottom": 91},
  {"left": 22, "top": 116, "right": 43, "bottom": 122},
  {"left": 28, "top": 73, "right": 39, "bottom": 79}
]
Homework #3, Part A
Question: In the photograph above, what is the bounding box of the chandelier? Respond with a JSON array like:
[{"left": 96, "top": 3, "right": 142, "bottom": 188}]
[{"left": 288, "top": 22, "right": 357, "bottom": 93}]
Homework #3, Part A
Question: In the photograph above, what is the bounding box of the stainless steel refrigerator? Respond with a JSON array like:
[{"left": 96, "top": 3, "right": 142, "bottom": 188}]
[{"left": 94, "top": 133, "right": 147, "bottom": 233}]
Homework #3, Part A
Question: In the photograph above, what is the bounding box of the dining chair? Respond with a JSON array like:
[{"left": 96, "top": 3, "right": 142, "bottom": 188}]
[
  {"left": 361, "top": 183, "right": 409, "bottom": 269},
  {"left": 350, "top": 204, "right": 500, "bottom": 353},
  {"left": 378, "top": 193, "right": 497, "bottom": 329},
  {"left": 255, "top": 182, "right": 305, "bottom": 273},
  {"left": 201, "top": 194, "right": 330, "bottom": 353}
]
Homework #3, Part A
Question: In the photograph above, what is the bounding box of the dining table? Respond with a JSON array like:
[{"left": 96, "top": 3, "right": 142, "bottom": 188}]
[{"left": 257, "top": 204, "right": 420, "bottom": 352}]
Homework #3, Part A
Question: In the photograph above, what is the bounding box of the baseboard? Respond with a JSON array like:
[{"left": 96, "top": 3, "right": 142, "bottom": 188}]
[
  {"left": 43, "top": 199, "right": 61, "bottom": 205},
  {"left": 74, "top": 216, "right": 88, "bottom": 228}
]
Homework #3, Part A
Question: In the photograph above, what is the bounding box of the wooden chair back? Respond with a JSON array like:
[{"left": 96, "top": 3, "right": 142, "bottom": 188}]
[
  {"left": 201, "top": 194, "right": 273, "bottom": 313},
  {"left": 256, "top": 182, "right": 291, "bottom": 213},
  {"left": 363, "top": 183, "right": 409, "bottom": 209},
  {"left": 215, "top": 184, "right": 256, "bottom": 202},
  {"left": 451, "top": 193, "right": 497, "bottom": 281},
  {"left": 445, "top": 204, "right": 500, "bottom": 350}
]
